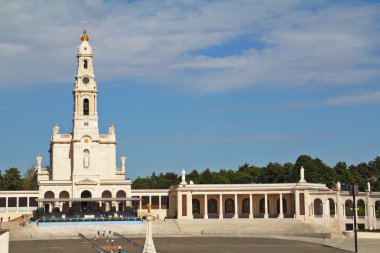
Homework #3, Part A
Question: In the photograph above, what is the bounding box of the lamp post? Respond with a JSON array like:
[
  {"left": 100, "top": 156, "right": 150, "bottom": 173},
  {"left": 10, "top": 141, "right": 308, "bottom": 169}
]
[{"left": 349, "top": 184, "right": 358, "bottom": 253}]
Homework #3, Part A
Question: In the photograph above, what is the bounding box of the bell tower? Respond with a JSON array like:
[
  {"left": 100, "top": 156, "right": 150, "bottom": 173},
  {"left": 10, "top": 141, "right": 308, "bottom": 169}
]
[{"left": 73, "top": 30, "right": 99, "bottom": 138}]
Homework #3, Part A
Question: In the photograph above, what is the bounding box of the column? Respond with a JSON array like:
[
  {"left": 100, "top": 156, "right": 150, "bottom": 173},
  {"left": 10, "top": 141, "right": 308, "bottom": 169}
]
[
  {"left": 139, "top": 195, "right": 142, "bottom": 211},
  {"left": 278, "top": 193, "right": 283, "bottom": 218},
  {"left": 27, "top": 197, "right": 30, "bottom": 212},
  {"left": 187, "top": 192, "right": 193, "bottom": 219},
  {"left": 234, "top": 194, "right": 238, "bottom": 219},
  {"left": 5, "top": 197, "right": 8, "bottom": 213},
  {"left": 149, "top": 195, "right": 152, "bottom": 205},
  {"left": 219, "top": 194, "right": 223, "bottom": 219},
  {"left": 204, "top": 194, "right": 208, "bottom": 219},
  {"left": 294, "top": 190, "right": 299, "bottom": 219},
  {"left": 16, "top": 197, "right": 19, "bottom": 213},
  {"left": 249, "top": 194, "right": 253, "bottom": 219},
  {"left": 264, "top": 194, "right": 268, "bottom": 219},
  {"left": 177, "top": 192, "right": 182, "bottom": 219},
  {"left": 343, "top": 204, "right": 346, "bottom": 217},
  {"left": 159, "top": 195, "right": 162, "bottom": 210}
]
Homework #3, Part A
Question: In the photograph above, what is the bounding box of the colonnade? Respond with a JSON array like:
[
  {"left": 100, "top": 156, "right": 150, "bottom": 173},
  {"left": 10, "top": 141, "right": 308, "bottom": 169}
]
[{"left": 176, "top": 192, "right": 293, "bottom": 219}]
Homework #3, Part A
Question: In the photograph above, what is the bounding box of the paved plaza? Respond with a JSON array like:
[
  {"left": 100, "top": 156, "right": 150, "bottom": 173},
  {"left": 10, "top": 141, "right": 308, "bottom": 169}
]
[{"left": 10, "top": 237, "right": 352, "bottom": 253}]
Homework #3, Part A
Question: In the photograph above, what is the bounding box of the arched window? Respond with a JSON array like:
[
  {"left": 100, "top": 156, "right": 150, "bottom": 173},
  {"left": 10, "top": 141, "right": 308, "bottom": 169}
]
[
  {"left": 313, "top": 198, "right": 323, "bottom": 215},
  {"left": 102, "top": 190, "right": 112, "bottom": 198},
  {"left": 207, "top": 198, "right": 217, "bottom": 214},
  {"left": 328, "top": 198, "right": 335, "bottom": 215},
  {"left": 345, "top": 199, "right": 354, "bottom": 216},
  {"left": 259, "top": 198, "right": 265, "bottom": 213},
  {"left": 225, "top": 198, "right": 234, "bottom": 213},
  {"left": 83, "top": 98, "right": 89, "bottom": 115},
  {"left": 81, "top": 190, "right": 92, "bottom": 198},
  {"left": 192, "top": 199, "right": 200, "bottom": 215},
  {"left": 375, "top": 201, "right": 380, "bottom": 218},
  {"left": 59, "top": 191, "right": 69, "bottom": 199},
  {"left": 44, "top": 191, "right": 55, "bottom": 199},
  {"left": 84, "top": 59, "right": 88, "bottom": 69},
  {"left": 242, "top": 198, "right": 250, "bottom": 214},
  {"left": 357, "top": 199, "right": 365, "bottom": 217}
]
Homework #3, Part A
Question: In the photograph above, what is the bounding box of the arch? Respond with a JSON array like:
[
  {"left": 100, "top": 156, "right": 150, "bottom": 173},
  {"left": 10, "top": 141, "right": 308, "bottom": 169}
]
[
  {"left": 276, "top": 198, "right": 287, "bottom": 214},
  {"left": 375, "top": 201, "right": 380, "bottom": 218},
  {"left": 116, "top": 190, "right": 126, "bottom": 198},
  {"left": 59, "top": 191, "right": 69, "bottom": 199},
  {"left": 102, "top": 190, "right": 112, "bottom": 198},
  {"left": 345, "top": 199, "right": 354, "bottom": 216},
  {"left": 83, "top": 98, "right": 89, "bottom": 116},
  {"left": 192, "top": 199, "right": 200, "bottom": 215},
  {"left": 357, "top": 199, "right": 365, "bottom": 217},
  {"left": 313, "top": 198, "right": 323, "bottom": 215},
  {"left": 328, "top": 198, "right": 335, "bottom": 215},
  {"left": 81, "top": 190, "right": 92, "bottom": 198},
  {"left": 207, "top": 198, "right": 217, "bottom": 214},
  {"left": 44, "top": 191, "right": 55, "bottom": 199},
  {"left": 84, "top": 59, "right": 88, "bottom": 69},
  {"left": 225, "top": 198, "right": 234, "bottom": 214},
  {"left": 242, "top": 198, "right": 250, "bottom": 214}
]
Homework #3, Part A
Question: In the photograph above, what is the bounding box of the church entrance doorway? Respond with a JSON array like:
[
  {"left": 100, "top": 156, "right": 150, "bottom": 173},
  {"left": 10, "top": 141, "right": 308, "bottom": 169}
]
[{"left": 81, "top": 190, "right": 92, "bottom": 212}]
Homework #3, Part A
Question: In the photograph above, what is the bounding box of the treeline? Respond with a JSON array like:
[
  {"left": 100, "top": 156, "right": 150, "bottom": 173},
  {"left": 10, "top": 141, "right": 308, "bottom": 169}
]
[
  {"left": 0, "top": 167, "right": 36, "bottom": 191},
  {"left": 132, "top": 155, "right": 380, "bottom": 191}
]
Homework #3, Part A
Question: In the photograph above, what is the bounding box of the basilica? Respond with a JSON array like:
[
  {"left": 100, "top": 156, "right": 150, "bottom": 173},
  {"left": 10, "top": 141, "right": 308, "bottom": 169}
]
[{"left": 0, "top": 31, "right": 379, "bottom": 234}]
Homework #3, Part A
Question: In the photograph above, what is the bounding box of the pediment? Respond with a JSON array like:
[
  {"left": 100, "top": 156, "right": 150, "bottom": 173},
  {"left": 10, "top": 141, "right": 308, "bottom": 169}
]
[{"left": 75, "top": 178, "right": 98, "bottom": 185}]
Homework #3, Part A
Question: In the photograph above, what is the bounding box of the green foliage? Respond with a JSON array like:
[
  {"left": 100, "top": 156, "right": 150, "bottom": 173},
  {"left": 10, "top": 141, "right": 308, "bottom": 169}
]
[
  {"left": 3, "top": 167, "right": 23, "bottom": 190},
  {"left": 23, "top": 166, "right": 37, "bottom": 190},
  {"left": 131, "top": 155, "right": 380, "bottom": 191},
  {"left": 0, "top": 171, "right": 4, "bottom": 190}
]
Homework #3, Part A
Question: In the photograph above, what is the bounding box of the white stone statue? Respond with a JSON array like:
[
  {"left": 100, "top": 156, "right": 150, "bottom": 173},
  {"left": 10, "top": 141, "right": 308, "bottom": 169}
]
[
  {"left": 336, "top": 181, "right": 341, "bottom": 191},
  {"left": 52, "top": 124, "right": 59, "bottom": 135},
  {"left": 367, "top": 182, "right": 371, "bottom": 192},
  {"left": 83, "top": 150, "right": 90, "bottom": 168},
  {"left": 299, "top": 166, "right": 306, "bottom": 183},
  {"left": 108, "top": 124, "right": 115, "bottom": 135},
  {"left": 180, "top": 168, "right": 187, "bottom": 185},
  {"left": 121, "top": 155, "right": 126, "bottom": 170},
  {"left": 36, "top": 155, "right": 42, "bottom": 170}
]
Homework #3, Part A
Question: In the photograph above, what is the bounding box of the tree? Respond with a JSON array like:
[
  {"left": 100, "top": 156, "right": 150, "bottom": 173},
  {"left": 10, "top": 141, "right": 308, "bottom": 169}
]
[
  {"left": 0, "top": 171, "right": 4, "bottom": 190},
  {"left": 3, "top": 168, "right": 23, "bottom": 190},
  {"left": 23, "top": 166, "right": 37, "bottom": 190}
]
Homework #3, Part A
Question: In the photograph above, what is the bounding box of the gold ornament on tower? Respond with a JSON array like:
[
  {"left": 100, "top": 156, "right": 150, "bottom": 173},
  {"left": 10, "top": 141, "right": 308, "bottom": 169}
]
[{"left": 80, "top": 30, "right": 89, "bottom": 41}]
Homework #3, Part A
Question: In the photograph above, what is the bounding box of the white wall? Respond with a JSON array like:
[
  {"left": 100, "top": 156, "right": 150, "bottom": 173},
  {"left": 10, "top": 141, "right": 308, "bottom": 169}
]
[{"left": 0, "top": 231, "right": 9, "bottom": 253}]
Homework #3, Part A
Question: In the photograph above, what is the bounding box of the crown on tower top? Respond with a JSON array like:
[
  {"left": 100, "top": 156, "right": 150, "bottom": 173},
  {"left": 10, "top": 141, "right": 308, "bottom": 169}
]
[{"left": 80, "top": 30, "right": 89, "bottom": 42}]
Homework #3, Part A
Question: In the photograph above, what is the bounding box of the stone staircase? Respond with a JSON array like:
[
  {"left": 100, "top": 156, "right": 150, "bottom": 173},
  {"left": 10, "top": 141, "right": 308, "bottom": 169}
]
[{"left": 7, "top": 218, "right": 337, "bottom": 241}]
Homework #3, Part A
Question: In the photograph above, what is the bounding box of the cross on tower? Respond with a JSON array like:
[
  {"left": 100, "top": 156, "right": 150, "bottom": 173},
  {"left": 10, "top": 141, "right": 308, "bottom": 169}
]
[{"left": 81, "top": 19, "right": 89, "bottom": 31}]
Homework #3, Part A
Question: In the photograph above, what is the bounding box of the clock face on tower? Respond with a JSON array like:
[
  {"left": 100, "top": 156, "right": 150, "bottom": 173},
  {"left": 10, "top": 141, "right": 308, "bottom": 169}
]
[{"left": 83, "top": 77, "right": 89, "bottom": 84}]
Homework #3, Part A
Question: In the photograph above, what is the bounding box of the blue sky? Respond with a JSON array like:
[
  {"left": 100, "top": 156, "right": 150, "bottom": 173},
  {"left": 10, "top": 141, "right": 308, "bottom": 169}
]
[{"left": 0, "top": 0, "right": 379, "bottom": 179}]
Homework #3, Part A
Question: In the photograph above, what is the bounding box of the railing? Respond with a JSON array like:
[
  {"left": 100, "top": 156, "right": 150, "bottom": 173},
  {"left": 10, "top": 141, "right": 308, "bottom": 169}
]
[
  {"left": 113, "top": 232, "right": 144, "bottom": 251},
  {"left": 78, "top": 233, "right": 109, "bottom": 253}
]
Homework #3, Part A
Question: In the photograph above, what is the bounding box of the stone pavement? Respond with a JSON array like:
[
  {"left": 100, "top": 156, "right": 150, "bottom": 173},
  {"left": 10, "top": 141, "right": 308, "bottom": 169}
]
[
  {"left": 5, "top": 218, "right": 380, "bottom": 252},
  {"left": 10, "top": 237, "right": 351, "bottom": 253}
]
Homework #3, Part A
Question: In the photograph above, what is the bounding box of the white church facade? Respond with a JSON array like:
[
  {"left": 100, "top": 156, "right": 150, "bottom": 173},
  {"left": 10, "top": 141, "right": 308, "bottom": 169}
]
[{"left": 0, "top": 31, "right": 380, "bottom": 233}]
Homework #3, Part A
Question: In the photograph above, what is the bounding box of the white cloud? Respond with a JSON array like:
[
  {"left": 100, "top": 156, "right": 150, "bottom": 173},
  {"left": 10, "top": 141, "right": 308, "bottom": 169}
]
[
  {"left": 0, "top": 0, "right": 379, "bottom": 94},
  {"left": 323, "top": 90, "right": 380, "bottom": 106}
]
